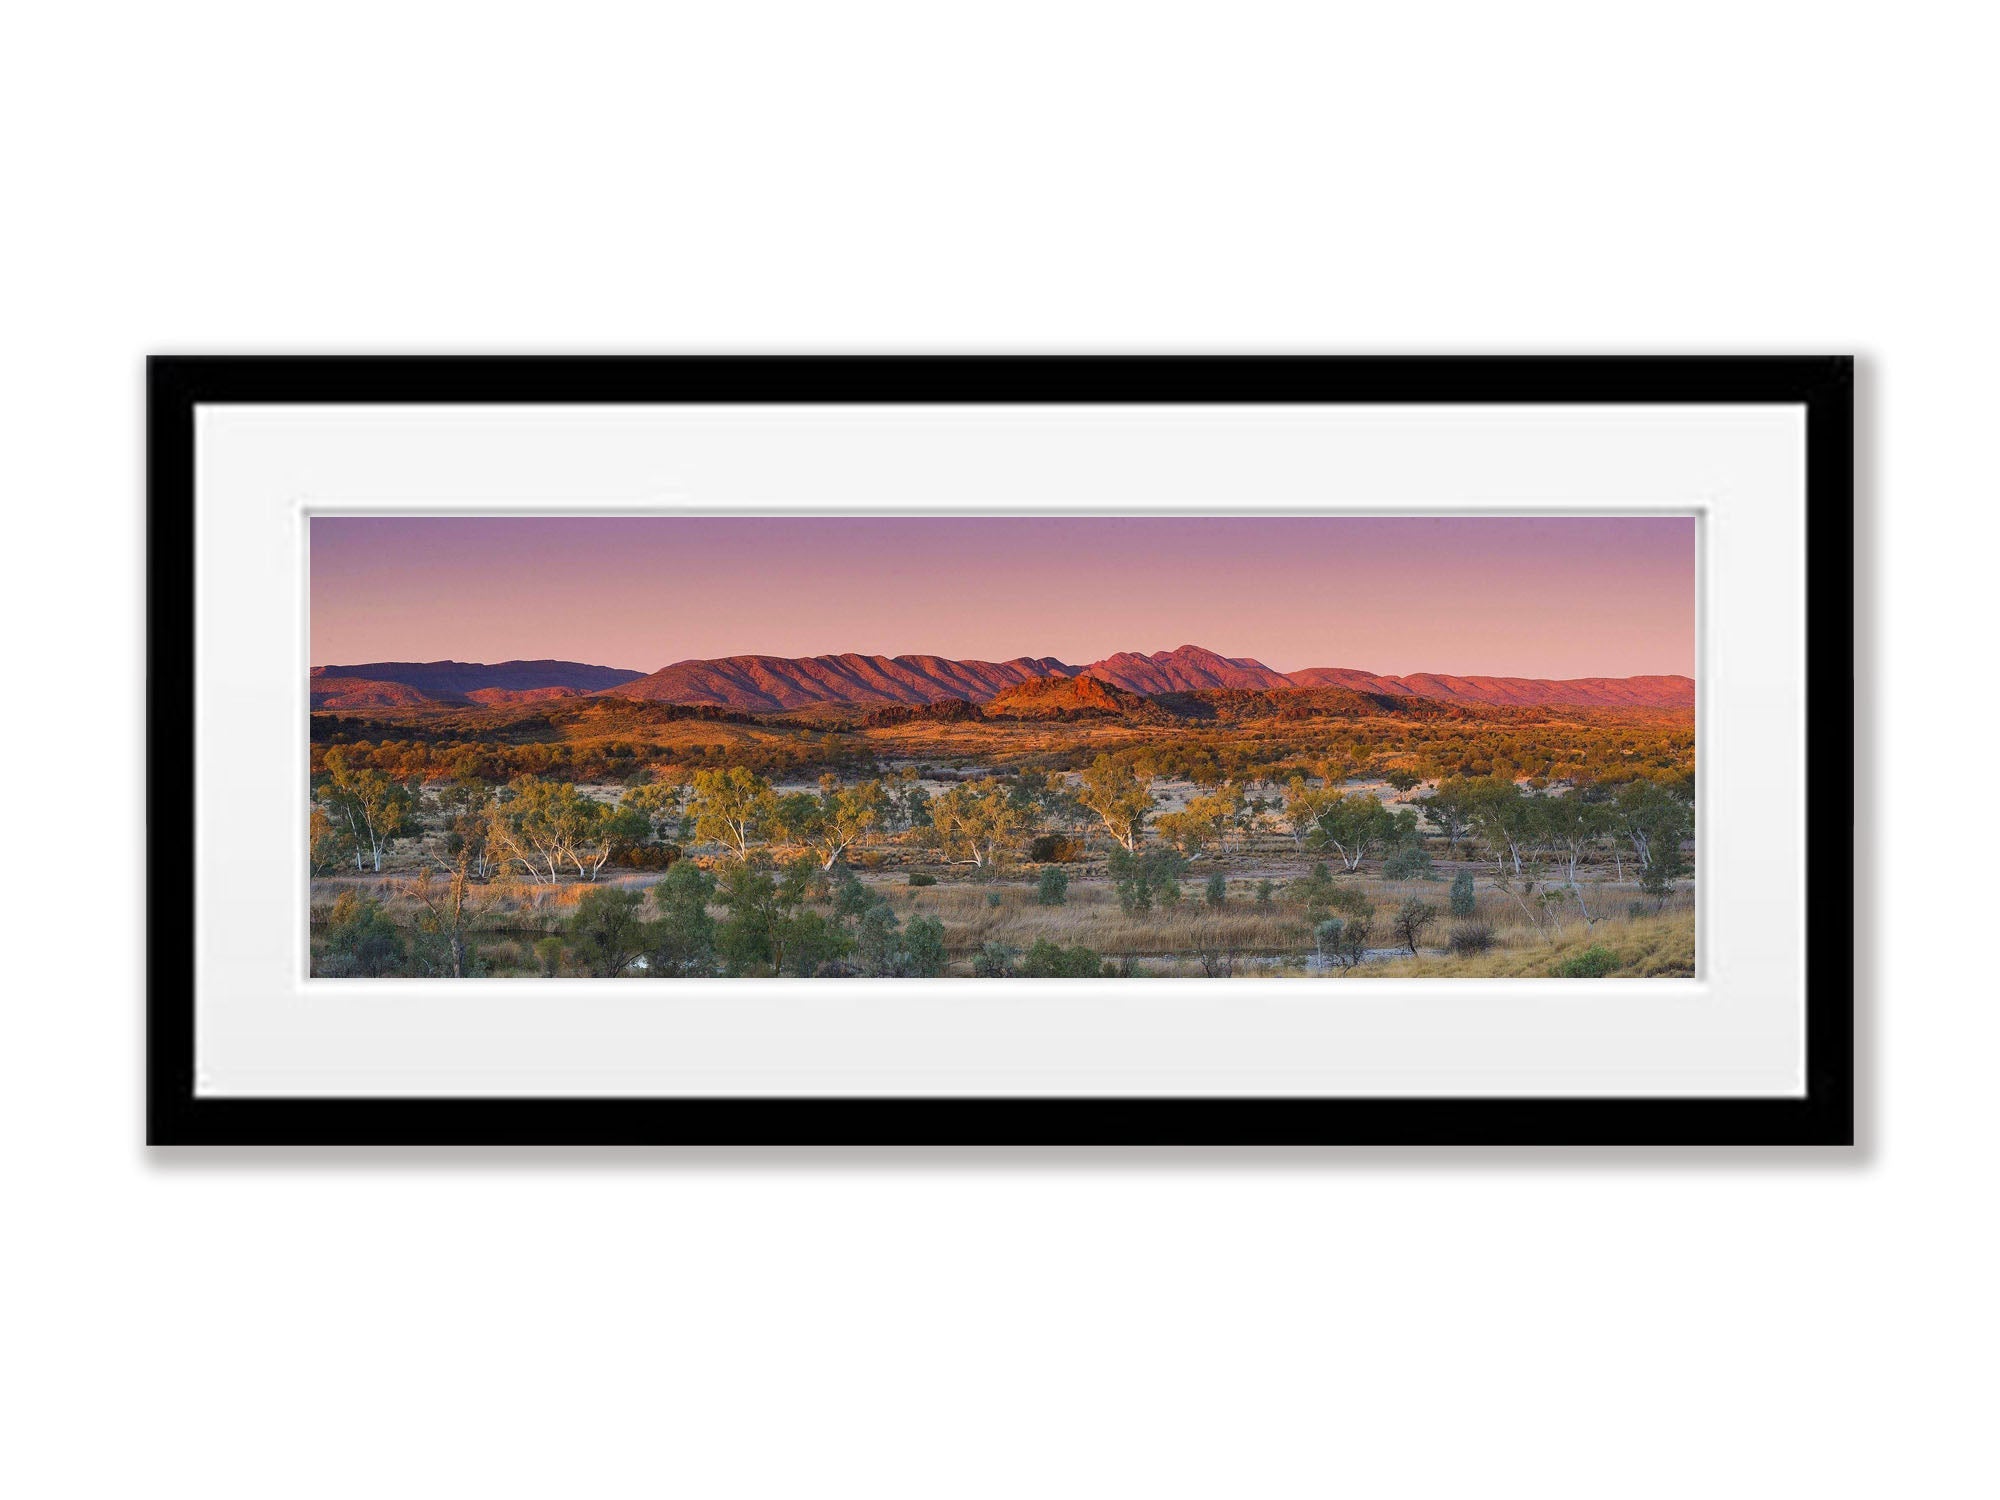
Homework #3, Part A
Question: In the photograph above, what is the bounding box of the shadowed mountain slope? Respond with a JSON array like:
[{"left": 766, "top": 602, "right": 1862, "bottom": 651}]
[
  {"left": 1284, "top": 665, "right": 1695, "bottom": 709},
  {"left": 312, "top": 647, "right": 1693, "bottom": 713},
  {"left": 311, "top": 659, "right": 645, "bottom": 705},
  {"left": 612, "top": 652, "right": 1078, "bottom": 711}
]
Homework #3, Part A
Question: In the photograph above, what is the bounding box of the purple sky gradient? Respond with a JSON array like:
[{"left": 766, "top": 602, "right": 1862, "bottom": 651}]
[{"left": 310, "top": 516, "right": 1695, "bottom": 678}]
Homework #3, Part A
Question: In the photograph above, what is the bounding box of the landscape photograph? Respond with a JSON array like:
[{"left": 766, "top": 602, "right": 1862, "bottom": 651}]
[{"left": 308, "top": 515, "right": 1697, "bottom": 980}]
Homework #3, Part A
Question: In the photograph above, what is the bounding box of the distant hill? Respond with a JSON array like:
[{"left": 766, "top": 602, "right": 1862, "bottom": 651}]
[
  {"left": 311, "top": 646, "right": 1693, "bottom": 714},
  {"left": 612, "top": 652, "right": 1078, "bottom": 712},
  {"left": 308, "top": 659, "right": 645, "bottom": 708},
  {"left": 464, "top": 685, "right": 585, "bottom": 706},
  {"left": 1080, "top": 644, "right": 1297, "bottom": 694},
  {"left": 982, "top": 675, "right": 1169, "bottom": 722},
  {"left": 308, "top": 676, "right": 437, "bottom": 710},
  {"left": 1284, "top": 665, "right": 1695, "bottom": 710}
]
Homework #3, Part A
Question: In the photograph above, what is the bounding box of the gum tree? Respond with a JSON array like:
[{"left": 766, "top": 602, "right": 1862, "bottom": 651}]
[
  {"left": 930, "top": 779, "right": 1030, "bottom": 870},
  {"left": 688, "top": 766, "right": 778, "bottom": 859},
  {"left": 776, "top": 775, "right": 889, "bottom": 869},
  {"left": 1075, "top": 755, "right": 1155, "bottom": 852},
  {"left": 320, "top": 747, "right": 420, "bottom": 873}
]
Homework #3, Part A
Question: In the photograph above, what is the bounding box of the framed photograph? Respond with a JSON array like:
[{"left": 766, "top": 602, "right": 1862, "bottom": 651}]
[{"left": 149, "top": 356, "right": 1852, "bottom": 1145}]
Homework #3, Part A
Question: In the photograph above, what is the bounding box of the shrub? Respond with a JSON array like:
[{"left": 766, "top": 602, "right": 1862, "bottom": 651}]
[
  {"left": 1018, "top": 938, "right": 1103, "bottom": 978},
  {"left": 1392, "top": 898, "right": 1440, "bottom": 956},
  {"left": 1293, "top": 862, "right": 1371, "bottom": 921},
  {"left": 1448, "top": 921, "right": 1495, "bottom": 956},
  {"left": 1036, "top": 867, "right": 1070, "bottom": 905},
  {"left": 1255, "top": 879, "right": 1275, "bottom": 909},
  {"left": 853, "top": 903, "right": 904, "bottom": 977},
  {"left": 1327, "top": 883, "right": 1370, "bottom": 918},
  {"left": 1108, "top": 846, "right": 1186, "bottom": 913},
  {"left": 903, "top": 915, "right": 947, "bottom": 977},
  {"left": 613, "top": 842, "right": 682, "bottom": 870},
  {"left": 1194, "top": 943, "right": 1236, "bottom": 977},
  {"left": 829, "top": 868, "right": 874, "bottom": 920},
  {"left": 534, "top": 935, "right": 565, "bottom": 977},
  {"left": 1381, "top": 842, "right": 1435, "bottom": 881},
  {"left": 1027, "top": 833, "right": 1085, "bottom": 863},
  {"left": 1449, "top": 870, "right": 1477, "bottom": 918},
  {"left": 317, "top": 890, "right": 407, "bottom": 978},
  {"left": 1551, "top": 944, "right": 1620, "bottom": 978},
  {"left": 1293, "top": 862, "right": 1336, "bottom": 919},
  {"left": 1204, "top": 872, "right": 1228, "bottom": 909},
  {"left": 775, "top": 909, "right": 852, "bottom": 977},
  {"left": 1315, "top": 915, "right": 1371, "bottom": 970},
  {"left": 906, "top": 871, "right": 937, "bottom": 887},
  {"left": 972, "top": 942, "right": 1016, "bottom": 978},
  {"left": 986, "top": 890, "right": 1004, "bottom": 908}
]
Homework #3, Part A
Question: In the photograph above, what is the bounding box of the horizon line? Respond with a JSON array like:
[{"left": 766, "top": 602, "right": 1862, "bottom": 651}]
[{"left": 310, "top": 644, "right": 1696, "bottom": 683}]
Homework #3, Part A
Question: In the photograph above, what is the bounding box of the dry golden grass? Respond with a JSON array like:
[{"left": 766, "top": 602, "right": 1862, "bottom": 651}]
[
  {"left": 312, "top": 845, "right": 1696, "bottom": 980},
  {"left": 880, "top": 879, "right": 1308, "bottom": 960},
  {"left": 1366, "top": 908, "right": 1696, "bottom": 979}
]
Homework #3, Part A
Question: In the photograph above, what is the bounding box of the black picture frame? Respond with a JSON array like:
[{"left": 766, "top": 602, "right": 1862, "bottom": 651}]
[{"left": 148, "top": 355, "right": 1854, "bottom": 1147}]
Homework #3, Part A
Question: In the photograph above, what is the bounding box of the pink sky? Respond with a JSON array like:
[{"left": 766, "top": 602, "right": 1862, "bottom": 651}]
[{"left": 311, "top": 516, "right": 1695, "bottom": 678}]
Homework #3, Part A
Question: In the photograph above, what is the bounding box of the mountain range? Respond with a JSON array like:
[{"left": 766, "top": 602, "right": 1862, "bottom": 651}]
[
  {"left": 310, "top": 645, "right": 1693, "bottom": 712},
  {"left": 311, "top": 659, "right": 645, "bottom": 709}
]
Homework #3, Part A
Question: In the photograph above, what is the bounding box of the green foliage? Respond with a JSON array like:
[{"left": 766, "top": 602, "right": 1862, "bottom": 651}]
[
  {"left": 1035, "top": 866, "right": 1070, "bottom": 906},
  {"left": 534, "top": 935, "right": 565, "bottom": 977},
  {"left": 688, "top": 765, "right": 778, "bottom": 858},
  {"left": 830, "top": 867, "right": 875, "bottom": 921},
  {"left": 318, "top": 747, "right": 422, "bottom": 873},
  {"left": 972, "top": 942, "right": 1016, "bottom": 978},
  {"left": 1384, "top": 769, "right": 1422, "bottom": 793},
  {"left": 1076, "top": 755, "right": 1156, "bottom": 851},
  {"left": 486, "top": 776, "right": 618, "bottom": 882},
  {"left": 930, "top": 778, "right": 1032, "bottom": 870},
  {"left": 1108, "top": 846, "right": 1186, "bottom": 913},
  {"left": 851, "top": 900, "right": 900, "bottom": 976},
  {"left": 1449, "top": 869, "right": 1477, "bottom": 918},
  {"left": 1292, "top": 863, "right": 1369, "bottom": 923},
  {"left": 317, "top": 890, "right": 406, "bottom": 977},
  {"left": 902, "top": 915, "right": 947, "bottom": 977},
  {"left": 775, "top": 775, "right": 890, "bottom": 868},
  {"left": 620, "top": 778, "right": 688, "bottom": 843},
  {"left": 1293, "top": 862, "right": 1338, "bottom": 921},
  {"left": 1381, "top": 841, "right": 1436, "bottom": 880},
  {"left": 1017, "top": 938, "right": 1104, "bottom": 978},
  {"left": 648, "top": 861, "right": 718, "bottom": 976},
  {"left": 905, "top": 872, "right": 938, "bottom": 887},
  {"left": 1551, "top": 944, "right": 1620, "bottom": 978},
  {"left": 1641, "top": 837, "right": 1687, "bottom": 906},
  {"left": 1315, "top": 914, "right": 1371, "bottom": 970},
  {"left": 775, "top": 908, "right": 852, "bottom": 976},
  {"left": 1255, "top": 879, "right": 1275, "bottom": 908},
  {"left": 1302, "top": 792, "right": 1410, "bottom": 872},
  {"left": 567, "top": 887, "right": 650, "bottom": 976},
  {"left": 1204, "top": 871, "right": 1228, "bottom": 909},
  {"left": 711, "top": 855, "right": 865, "bottom": 976},
  {"left": 715, "top": 862, "right": 782, "bottom": 974}
]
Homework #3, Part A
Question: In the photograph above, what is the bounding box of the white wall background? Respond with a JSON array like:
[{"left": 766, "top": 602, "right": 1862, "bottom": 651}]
[{"left": 0, "top": 4, "right": 1986, "bottom": 1496}]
